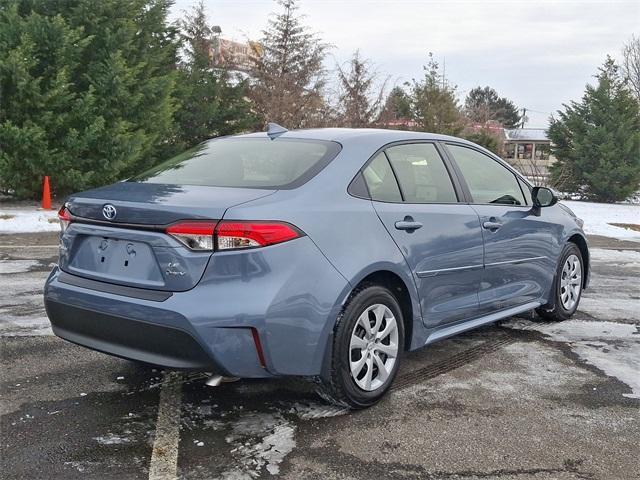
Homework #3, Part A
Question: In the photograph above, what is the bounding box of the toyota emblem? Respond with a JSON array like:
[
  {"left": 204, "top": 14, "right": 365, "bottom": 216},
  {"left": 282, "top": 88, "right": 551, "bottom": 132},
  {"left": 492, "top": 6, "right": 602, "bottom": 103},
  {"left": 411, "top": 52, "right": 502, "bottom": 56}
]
[{"left": 102, "top": 204, "right": 117, "bottom": 220}]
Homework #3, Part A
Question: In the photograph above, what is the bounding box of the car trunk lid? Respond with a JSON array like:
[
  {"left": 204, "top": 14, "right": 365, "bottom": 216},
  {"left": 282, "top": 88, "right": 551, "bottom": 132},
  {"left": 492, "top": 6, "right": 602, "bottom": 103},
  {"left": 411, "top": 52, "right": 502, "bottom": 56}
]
[
  {"left": 59, "top": 182, "right": 274, "bottom": 292},
  {"left": 65, "top": 182, "right": 273, "bottom": 225}
]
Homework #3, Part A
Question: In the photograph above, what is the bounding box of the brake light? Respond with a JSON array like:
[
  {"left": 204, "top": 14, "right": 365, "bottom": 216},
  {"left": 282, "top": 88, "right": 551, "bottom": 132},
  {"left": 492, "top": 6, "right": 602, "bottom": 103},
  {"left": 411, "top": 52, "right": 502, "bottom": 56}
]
[
  {"left": 166, "top": 221, "right": 217, "bottom": 250},
  {"left": 215, "top": 221, "right": 303, "bottom": 250},
  {"left": 58, "top": 205, "right": 71, "bottom": 233}
]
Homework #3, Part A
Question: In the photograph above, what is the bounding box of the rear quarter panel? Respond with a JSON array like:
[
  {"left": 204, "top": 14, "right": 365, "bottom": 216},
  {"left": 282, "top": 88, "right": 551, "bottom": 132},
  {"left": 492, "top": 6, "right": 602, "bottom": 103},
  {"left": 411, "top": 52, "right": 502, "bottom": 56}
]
[
  {"left": 223, "top": 138, "right": 429, "bottom": 350},
  {"left": 193, "top": 236, "right": 349, "bottom": 376}
]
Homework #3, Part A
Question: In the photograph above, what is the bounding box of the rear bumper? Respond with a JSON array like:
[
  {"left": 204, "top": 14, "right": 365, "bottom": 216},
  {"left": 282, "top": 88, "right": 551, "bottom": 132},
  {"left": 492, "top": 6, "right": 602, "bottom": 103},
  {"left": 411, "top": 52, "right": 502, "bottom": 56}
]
[
  {"left": 46, "top": 299, "right": 215, "bottom": 370},
  {"left": 44, "top": 236, "right": 349, "bottom": 377},
  {"left": 44, "top": 267, "right": 277, "bottom": 377}
]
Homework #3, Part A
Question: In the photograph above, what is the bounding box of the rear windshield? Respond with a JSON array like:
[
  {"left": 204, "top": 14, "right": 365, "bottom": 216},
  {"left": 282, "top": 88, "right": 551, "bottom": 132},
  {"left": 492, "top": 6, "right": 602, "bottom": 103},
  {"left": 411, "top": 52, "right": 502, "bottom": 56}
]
[{"left": 130, "top": 137, "right": 341, "bottom": 189}]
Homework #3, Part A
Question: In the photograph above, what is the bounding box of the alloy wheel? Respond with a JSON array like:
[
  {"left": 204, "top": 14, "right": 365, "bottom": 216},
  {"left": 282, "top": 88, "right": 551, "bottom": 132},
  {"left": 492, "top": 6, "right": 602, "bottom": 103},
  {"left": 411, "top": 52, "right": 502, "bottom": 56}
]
[
  {"left": 560, "top": 254, "right": 582, "bottom": 310},
  {"left": 349, "top": 304, "right": 399, "bottom": 391}
]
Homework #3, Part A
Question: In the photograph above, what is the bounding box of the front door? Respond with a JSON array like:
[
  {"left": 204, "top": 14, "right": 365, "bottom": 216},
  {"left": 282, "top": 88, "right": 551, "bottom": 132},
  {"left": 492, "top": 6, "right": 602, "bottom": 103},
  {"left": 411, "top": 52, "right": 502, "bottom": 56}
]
[
  {"left": 362, "top": 143, "right": 484, "bottom": 329},
  {"left": 444, "top": 143, "right": 554, "bottom": 313}
]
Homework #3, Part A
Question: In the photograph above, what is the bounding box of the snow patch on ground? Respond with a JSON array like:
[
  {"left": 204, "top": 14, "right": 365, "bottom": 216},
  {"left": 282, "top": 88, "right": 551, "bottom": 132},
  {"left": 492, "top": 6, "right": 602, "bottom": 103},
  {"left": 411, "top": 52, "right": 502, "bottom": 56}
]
[
  {"left": 0, "top": 271, "right": 54, "bottom": 336},
  {"left": 222, "top": 412, "right": 296, "bottom": 478},
  {"left": 580, "top": 293, "right": 640, "bottom": 323},
  {"left": 589, "top": 248, "right": 640, "bottom": 268},
  {"left": 0, "top": 259, "right": 40, "bottom": 274},
  {"left": 0, "top": 208, "right": 59, "bottom": 233},
  {"left": 504, "top": 319, "right": 640, "bottom": 399},
  {"left": 288, "top": 402, "right": 348, "bottom": 420},
  {"left": 64, "top": 461, "right": 100, "bottom": 473},
  {"left": 578, "top": 248, "right": 640, "bottom": 322},
  {"left": 93, "top": 434, "right": 133, "bottom": 445},
  {"left": 561, "top": 201, "right": 640, "bottom": 241},
  {"left": 181, "top": 399, "right": 346, "bottom": 478},
  {"left": 0, "top": 318, "right": 53, "bottom": 337}
]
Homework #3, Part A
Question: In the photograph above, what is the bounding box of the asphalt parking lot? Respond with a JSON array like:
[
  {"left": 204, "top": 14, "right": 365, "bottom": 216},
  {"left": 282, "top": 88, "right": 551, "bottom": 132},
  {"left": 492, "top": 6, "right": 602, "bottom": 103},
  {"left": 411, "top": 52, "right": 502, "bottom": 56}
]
[{"left": 1, "top": 232, "right": 639, "bottom": 479}]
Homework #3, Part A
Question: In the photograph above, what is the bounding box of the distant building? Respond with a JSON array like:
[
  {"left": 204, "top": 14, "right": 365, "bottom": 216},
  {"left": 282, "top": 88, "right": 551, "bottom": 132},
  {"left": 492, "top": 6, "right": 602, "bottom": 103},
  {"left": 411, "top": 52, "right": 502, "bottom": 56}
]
[
  {"left": 209, "top": 38, "right": 261, "bottom": 72},
  {"left": 382, "top": 118, "right": 418, "bottom": 129},
  {"left": 468, "top": 120, "right": 504, "bottom": 136},
  {"left": 503, "top": 128, "right": 555, "bottom": 184}
]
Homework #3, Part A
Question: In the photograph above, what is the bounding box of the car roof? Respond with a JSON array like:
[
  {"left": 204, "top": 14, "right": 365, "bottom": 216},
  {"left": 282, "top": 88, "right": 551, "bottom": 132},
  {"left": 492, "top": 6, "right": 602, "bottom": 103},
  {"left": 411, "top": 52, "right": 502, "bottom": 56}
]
[{"left": 237, "top": 127, "right": 475, "bottom": 146}]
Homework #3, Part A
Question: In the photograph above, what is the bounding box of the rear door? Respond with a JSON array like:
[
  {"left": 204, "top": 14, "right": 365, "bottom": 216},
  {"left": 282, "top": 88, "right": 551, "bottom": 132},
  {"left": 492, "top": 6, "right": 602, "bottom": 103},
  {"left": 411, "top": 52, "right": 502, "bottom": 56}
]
[
  {"left": 363, "top": 142, "right": 484, "bottom": 329},
  {"left": 444, "top": 143, "right": 554, "bottom": 313}
]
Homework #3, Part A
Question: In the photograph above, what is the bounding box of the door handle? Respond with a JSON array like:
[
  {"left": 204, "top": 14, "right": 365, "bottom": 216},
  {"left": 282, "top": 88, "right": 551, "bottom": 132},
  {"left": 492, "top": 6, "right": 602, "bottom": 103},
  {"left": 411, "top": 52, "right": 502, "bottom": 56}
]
[
  {"left": 395, "top": 216, "right": 423, "bottom": 231},
  {"left": 482, "top": 221, "right": 502, "bottom": 231}
]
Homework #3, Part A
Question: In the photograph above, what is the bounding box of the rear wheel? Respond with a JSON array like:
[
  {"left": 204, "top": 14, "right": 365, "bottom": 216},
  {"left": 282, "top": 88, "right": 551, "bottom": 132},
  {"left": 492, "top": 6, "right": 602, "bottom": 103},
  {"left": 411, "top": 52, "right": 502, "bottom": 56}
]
[
  {"left": 536, "top": 243, "right": 583, "bottom": 321},
  {"left": 316, "top": 285, "right": 404, "bottom": 409}
]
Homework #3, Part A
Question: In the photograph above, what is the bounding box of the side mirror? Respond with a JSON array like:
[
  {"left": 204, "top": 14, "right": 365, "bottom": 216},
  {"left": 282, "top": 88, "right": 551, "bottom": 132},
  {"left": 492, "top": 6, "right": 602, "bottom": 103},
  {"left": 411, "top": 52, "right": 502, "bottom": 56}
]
[{"left": 531, "top": 186, "right": 558, "bottom": 208}]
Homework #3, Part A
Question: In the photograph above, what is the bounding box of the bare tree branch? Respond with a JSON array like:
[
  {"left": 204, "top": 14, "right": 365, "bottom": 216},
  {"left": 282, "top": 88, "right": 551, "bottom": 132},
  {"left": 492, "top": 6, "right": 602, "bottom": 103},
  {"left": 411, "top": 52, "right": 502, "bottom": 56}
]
[{"left": 622, "top": 35, "right": 640, "bottom": 101}]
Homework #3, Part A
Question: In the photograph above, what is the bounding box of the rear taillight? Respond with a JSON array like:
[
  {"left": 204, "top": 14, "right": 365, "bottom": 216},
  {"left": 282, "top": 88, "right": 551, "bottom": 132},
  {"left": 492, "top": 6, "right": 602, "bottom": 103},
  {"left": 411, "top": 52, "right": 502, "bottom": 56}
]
[
  {"left": 166, "top": 220, "right": 303, "bottom": 251},
  {"left": 215, "top": 221, "right": 302, "bottom": 250},
  {"left": 166, "top": 221, "right": 217, "bottom": 251},
  {"left": 58, "top": 205, "right": 71, "bottom": 233}
]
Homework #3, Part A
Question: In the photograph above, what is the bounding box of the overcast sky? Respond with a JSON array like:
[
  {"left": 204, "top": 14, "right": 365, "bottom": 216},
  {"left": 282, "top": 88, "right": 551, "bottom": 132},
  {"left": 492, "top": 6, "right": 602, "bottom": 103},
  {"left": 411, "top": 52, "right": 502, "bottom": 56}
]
[{"left": 170, "top": 0, "right": 639, "bottom": 128}]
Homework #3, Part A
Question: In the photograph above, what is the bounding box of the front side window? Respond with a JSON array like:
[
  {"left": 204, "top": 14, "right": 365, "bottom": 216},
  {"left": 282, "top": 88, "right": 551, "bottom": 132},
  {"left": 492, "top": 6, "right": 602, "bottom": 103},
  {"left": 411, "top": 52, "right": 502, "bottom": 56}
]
[
  {"left": 362, "top": 153, "right": 402, "bottom": 202},
  {"left": 131, "top": 138, "right": 341, "bottom": 189},
  {"left": 517, "top": 177, "right": 532, "bottom": 205},
  {"left": 447, "top": 144, "right": 526, "bottom": 206},
  {"left": 385, "top": 143, "right": 458, "bottom": 203}
]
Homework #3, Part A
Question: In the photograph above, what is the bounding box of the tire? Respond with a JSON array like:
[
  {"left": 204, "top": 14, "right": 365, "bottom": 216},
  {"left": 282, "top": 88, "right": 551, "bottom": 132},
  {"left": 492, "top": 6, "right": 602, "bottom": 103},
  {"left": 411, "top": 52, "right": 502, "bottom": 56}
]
[
  {"left": 536, "top": 243, "right": 584, "bottom": 321},
  {"left": 316, "top": 284, "right": 404, "bottom": 409}
]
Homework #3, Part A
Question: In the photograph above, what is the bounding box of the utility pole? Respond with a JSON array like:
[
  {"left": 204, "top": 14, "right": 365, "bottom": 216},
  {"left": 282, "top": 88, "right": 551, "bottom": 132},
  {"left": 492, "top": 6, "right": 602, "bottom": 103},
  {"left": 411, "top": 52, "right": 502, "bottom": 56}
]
[
  {"left": 442, "top": 57, "right": 446, "bottom": 89},
  {"left": 520, "top": 108, "right": 527, "bottom": 128},
  {"left": 211, "top": 25, "right": 222, "bottom": 67}
]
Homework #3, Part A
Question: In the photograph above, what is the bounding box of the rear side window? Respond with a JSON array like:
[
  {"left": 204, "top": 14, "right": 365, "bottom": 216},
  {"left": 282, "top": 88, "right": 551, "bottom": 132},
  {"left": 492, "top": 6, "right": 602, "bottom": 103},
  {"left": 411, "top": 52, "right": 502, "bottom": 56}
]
[
  {"left": 363, "top": 153, "right": 402, "bottom": 202},
  {"left": 385, "top": 143, "right": 458, "bottom": 203},
  {"left": 447, "top": 144, "right": 526, "bottom": 206},
  {"left": 131, "top": 138, "right": 341, "bottom": 189}
]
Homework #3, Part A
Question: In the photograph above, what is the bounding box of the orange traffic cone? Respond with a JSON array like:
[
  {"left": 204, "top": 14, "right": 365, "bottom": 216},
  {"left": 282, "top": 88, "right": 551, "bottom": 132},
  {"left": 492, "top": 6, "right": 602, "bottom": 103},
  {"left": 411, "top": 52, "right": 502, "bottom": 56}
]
[{"left": 42, "top": 176, "right": 52, "bottom": 210}]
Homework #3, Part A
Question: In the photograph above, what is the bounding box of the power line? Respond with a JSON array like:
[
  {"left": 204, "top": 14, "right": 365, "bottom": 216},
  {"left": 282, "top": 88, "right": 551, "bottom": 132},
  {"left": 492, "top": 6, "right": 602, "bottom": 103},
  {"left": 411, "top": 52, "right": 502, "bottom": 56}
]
[{"left": 522, "top": 107, "right": 553, "bottom": 115}]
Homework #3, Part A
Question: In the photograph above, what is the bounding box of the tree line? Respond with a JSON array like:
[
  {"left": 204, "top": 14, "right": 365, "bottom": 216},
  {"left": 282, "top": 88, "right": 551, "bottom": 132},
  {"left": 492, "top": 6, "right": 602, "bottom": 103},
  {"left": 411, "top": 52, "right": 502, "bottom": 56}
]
[{"left": 1, "top": 0, "right": 638, "bottom": 202}]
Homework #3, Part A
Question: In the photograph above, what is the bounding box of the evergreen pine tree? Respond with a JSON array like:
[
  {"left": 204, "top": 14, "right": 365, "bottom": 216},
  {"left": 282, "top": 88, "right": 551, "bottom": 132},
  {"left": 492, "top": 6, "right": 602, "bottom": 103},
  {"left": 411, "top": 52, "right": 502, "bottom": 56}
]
[
  {"left": 409, "top": 53, "right": 462, "bottom": 135},
  {"left": 0, "top": 0, "right": 179, "bottom": 198},
  {"left": 548, "top": 57, "right": 640, "bottom": 202},
  {"left": 335, "top": 50, "right": 387, "bottom": 127},
  {"left": 462, "top": 130, "right": 501, "bottom": 155},
  {"left": 249, "top": 0, "right": 328, "bottom": 128},
  {"left": 378, "top": 86, "right": 412, "bottom": 128},
  {"left": 172, "top": 1, "right": 254, "bottom": 149},
  {"left": 464, "top": 86, "right": 521, "bottom": 129}
]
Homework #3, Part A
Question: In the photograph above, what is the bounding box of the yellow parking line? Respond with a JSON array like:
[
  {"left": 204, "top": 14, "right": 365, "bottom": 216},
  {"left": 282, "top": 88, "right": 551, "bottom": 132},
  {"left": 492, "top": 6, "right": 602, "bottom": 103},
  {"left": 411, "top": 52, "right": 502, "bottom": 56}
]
[{"left": 148, "top": 371, "right": 183, "bottom": 480}]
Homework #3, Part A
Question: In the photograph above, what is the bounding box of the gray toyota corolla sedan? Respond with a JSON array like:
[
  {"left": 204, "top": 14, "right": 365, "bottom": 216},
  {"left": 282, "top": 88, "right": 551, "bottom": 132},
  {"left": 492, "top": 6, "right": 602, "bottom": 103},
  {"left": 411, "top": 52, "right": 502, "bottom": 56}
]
[{"left": 44, "top": 126, "right": 589, "bottom": 408}]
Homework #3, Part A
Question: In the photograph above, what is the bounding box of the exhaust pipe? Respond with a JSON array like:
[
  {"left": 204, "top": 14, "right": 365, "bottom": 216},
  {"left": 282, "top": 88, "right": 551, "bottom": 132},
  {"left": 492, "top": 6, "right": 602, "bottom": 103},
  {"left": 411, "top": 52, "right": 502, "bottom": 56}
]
[
  {"left": 205, "top": 375, "right": 240, "bottom": 387},
  {"left": 205, "top": 375, "right": 223, "bottom": 387}
]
